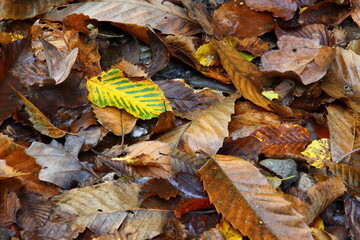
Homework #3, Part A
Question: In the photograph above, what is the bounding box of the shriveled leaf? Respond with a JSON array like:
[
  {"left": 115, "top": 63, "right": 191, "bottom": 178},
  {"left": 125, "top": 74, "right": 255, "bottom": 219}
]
[
  {"left": 39, "top": 37, "right": 78, "bottom": 85},
  {"left": 261, "top": 36, "right": 335, "bottom": 85},
  {"left": 12, "top": 87, "right": 68, "bottom": 138},
  {"left": 213, "top": 1, "right": 274, "bottom": 39},
  {"left": 92, "top": 105, "right": 137, "bottom": 136},
  {"left": 158, "top": 92, "right": 239, "bottom": 156},
  {"left": 25, "top": 138, "right": 91, "bottom": 189},
  {"left": 251, "top": 123, "right": 312, "bottom": 157},
  {"left": 87, "top": 68, "right": 171, "bottom": 120},
  {"left": 199, "top": 155, "right": 312, "bottom": 240},
  {"left": 327, "top": 162, "right": 360, "bottom": 194},
  {"left": 301, "top": 139, "right": 331, "bottom": 168},
  {"left": 211, "top": 39, "right": 273, "bottom": 111},
  {"left": 322, "top": 47, "right": 360, "bottom": 112},
  {"left": 327, "top": 104, "right": 356, "bottom": 163},
  {"left": 45, "top": 0, "right": 201, "bottom": 35},
  {"left": 195, "top": 43, "right": 221, "bottom": 67},
  {"left": 245, "top": 0, "right": 297, "bottom": 20}
]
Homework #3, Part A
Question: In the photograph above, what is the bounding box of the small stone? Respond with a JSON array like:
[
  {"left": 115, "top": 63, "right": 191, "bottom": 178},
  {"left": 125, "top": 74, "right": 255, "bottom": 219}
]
[
  {"left": 260, "top": 159, "right": 299, "bottom": 185},
  {"left": 297, "top": 172, "right": 317, "bottom": 193}
]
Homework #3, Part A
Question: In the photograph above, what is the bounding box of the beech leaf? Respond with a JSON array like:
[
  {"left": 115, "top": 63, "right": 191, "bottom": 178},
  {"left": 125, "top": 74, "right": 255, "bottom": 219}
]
[
  {"left": 158, "top": 92, "right": 240, "bottom": 156},
  {"left": 199, "top": 155, "right": 313, "bottom": 240}
]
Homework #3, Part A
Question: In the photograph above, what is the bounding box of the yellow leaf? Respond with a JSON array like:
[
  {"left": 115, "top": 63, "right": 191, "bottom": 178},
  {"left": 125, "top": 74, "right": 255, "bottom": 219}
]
[
  {"left": 261, "top": 90, "right": 279, "bottom": 101},
  {"left": 87, "top": 68, "right": 172, "bottom": 120},
  {"left": 217, "top": 219, "right": 243, "bottom": 240},
  {"left": 195, "top": 43, "right": 219, "bottom": 67},
  {"left": 301, "top": 139, "right": 331, "bottom": 168}
]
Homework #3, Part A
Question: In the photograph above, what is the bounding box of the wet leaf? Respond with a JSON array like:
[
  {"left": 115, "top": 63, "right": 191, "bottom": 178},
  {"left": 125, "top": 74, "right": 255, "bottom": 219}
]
[
  {"left": 87, "top": 68, "right": 172, "bottom": 120},
  {"left": 251, "top": 123, "right": 312, "bottom": 157},
  {"left": 199, "top": 155, "right": 313, "bottom": 240},
  {"left": 245, "top": 0, "right": 297, "bottom": 20}
]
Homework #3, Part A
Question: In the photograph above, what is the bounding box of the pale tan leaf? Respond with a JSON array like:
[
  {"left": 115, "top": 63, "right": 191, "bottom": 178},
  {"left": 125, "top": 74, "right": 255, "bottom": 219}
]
[
  {"left": 327, "top": 162, "right": 360, "bottom": 194},
  {"left": 210, "top": 39, "right": 273, "bottom": 111},
  {"left": 199, "top": 155, "right": 312, "bottom": 240},
  {"left": 158, "top": 92, "right": 240, "bottom": 156},
  {"left": 92, "top": 105, "right": 137, "bottom": 136},
  {"left": 327, "top": 104, "right": 356, "bottom": 163},
  {"left": 46, "top": 0, "right": 201, "bottom": 35}
]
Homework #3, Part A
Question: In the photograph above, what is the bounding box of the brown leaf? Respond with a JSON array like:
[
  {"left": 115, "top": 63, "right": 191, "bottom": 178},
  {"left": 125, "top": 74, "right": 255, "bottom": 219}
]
[
  {"left": 12, "top": 87, "right": 68, "bottom": 138},
  {"left": 158, "top": 92, "right": 239, "bottom": 156},
  {"left": 261, "top": 36, "right": 335, "bottom": 85},
  {"left": 245, "top": 0, "right": 297, "bottom": 20},
  {"left": 236, "top": 37, "right": 270, "bottom": 57},
  {"left": 322, "top": 47, "right": 360, "bottom": 112},
  {"left": 327, "top": 104, "right": 356, "bottom": 163},
  {"left": 146, "top": 28, "right": 170, "bottom": 77},
  {"left": 45, "top": 0, "right": 201, "bottom": 35},
  {"left": 213, "top": 1, "right": 274, "bottom": 39},
  {"left": 0, "top": 188, "right": 20, "bottom": 228},
  {"left": 92, "top": 106, "right": 137, "bottom": 136},
  {"left": 169, "top": 148, "right": 208, "bottom": 175},
  {"left": 327, "top": 162, "right": 360, "bottom": 195},
  {"left": 140, "top": 178, "right": 181, "bottom": 201},
  {"left": 111, "top": 59, "right": 147, "bottom": 78},
  {"left": 344, "top": 194, "right": 360, "bottom": 240},
  {"left": 152, "top": 111, "right": 176, "bottom": 135},
  {"left": 0, "top": 134, "right": 60, "bottom": 197},
  {"left": 0, "top": 160, "right": 29, "bottom": 179},
  {"left": 39, "top": 37, "right": 78, "bottom": 85},
  {"left": 0, "top": 0, "right": 70, "bottom": 20},
  {"left": 251, "top": 123, "right": 312, "bottom": 157},
  {"left": 199, "top": 155, "right": 312, "bottom": 240},
  {"left": 298, "top": 1, "right": 350, "bottom": 26},
  {"left": 211, "top": 40, "right": 273, "bottom": 111},
  {"left": 218, "top": 136, "right": 262, "bottom": 161}
]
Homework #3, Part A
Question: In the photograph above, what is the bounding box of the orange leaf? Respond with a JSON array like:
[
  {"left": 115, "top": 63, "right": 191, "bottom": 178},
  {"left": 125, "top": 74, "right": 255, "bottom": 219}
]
[
  {"left": 210, "top": 39, "right": 273, "bottom": 111},
  {"left": 251, "top": 123, "right": 312, "bottom": 157},
  {"left": 199, "top": 155, "right": 312, "bottom": 240}
]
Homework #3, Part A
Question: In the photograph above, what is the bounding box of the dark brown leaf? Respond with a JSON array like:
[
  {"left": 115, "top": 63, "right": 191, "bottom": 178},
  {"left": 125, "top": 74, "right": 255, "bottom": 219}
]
[
  {"left": 245, "top": 0, "right": 297, "bottom": 20},
  {"left": 344, "top": 194, "right": 360, "bottom": 240}
]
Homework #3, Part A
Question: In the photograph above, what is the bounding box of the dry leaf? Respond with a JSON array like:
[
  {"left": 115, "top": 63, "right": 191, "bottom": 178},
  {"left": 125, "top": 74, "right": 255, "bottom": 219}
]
[
  {"left": 245, "top": 0, "right": 297, "bottom": 20},
  {"left": 199, "top": 155, "right": 313, "bottom": 240},
  {"left": 158, "top": 92, "right": 239, "bottom": 156},
  {"left": 39, "top": 37, "right": 78, "bottom": 84}
]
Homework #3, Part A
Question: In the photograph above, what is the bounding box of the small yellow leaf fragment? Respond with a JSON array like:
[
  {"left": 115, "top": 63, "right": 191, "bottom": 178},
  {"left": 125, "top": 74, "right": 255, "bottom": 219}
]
[
  {"left": 217, "top": 219, "right": 243, "bottom": 240},
  {"left": 195, "top": 43, "right": 219, "bottom": 67},
  {"left": 261, "top": 90, "right": 279, "bottom": 101},
  {"left": 310, "top": 217, "right": 324, "bottom": 230},
  {"left": 301, "top": 138, "right": 330, "bottom": 168}
]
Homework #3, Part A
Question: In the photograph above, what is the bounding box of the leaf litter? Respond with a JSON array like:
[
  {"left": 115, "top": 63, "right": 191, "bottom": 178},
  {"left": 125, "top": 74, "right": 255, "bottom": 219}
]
[{"left": 0, "top": 0, "right": 359, "bottom": 239}]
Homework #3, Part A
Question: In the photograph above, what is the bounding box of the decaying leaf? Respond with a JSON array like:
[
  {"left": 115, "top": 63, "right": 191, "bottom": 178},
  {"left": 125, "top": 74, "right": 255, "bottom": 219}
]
[
  {"left": 158, "top": 92, "right": 239, "bottom": 156},
  {"left": 327, "top": 162, "right": 360, "bottom": 194},
  {"left": 87, "top": 68, "right": 172, "bottom": 120},
  {"left": 199, "top": 155, "right": 313, "bottom": 240},
  {"left": 39, "top": 37, "right": 78, "bottom": 85},
  {"left": 245, "top": 0, "right": 297, "bottom": 20},
  {"left": 12, "top": 87, "right": 69, "bottom": 138}
]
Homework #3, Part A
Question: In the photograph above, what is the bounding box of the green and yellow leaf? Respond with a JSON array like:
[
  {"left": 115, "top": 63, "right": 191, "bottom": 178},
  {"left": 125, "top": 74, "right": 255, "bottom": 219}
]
[{"left": 87, "top": 68, "right": 172, "bottom": 120}]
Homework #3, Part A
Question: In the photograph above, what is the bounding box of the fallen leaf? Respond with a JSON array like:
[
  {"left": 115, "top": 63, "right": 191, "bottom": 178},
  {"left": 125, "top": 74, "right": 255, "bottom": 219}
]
[
  {"left": 158, "top": 92, "right": 239, "bottom": 156},
  {"left": 87, "top": 68, "right": 172, "bottom": 120},
  {"left": 45, "top": 0, "right": 201, "bottom": 35},
  {"left": 39, "top": 37, "right": 78, "bottom": 85},
  {"left": 199, "top": 155, "right": 313, "bottom": 240},
  {"left": 251, "top": 123, "right": 312, "bottom": 157},
  {"left": 146, "top": 28, "right": 170, "bottom": 77},
  {"left": 111, "top": 59, "right": 147, "bottom": 78},
  {"left": 0, "top": 189, "right": 20, "bottom": 228},
  {"left": 245, "top": 0, "right": 297, "bottom": 20},
  {"left": 261, "top": 36, "right": 335, "bottom": 85},
  {"left": 174, "top": 197, "right": 212, "bottom": 218},
  {"left": 0, "top": 160, "right": 29, "bottom": 179},
  {"left": 25, "top": 135, "right": 93, "bottom": 189},
  {"left": 140, "top": 178, "right": 181, "bottom": 201},
  {"left": 211, "top": 39, "right": 273, "bottom": 111},
  {"left": 327, "top": 104, "right": 356, "bottom": 163},
  {"left": 216, "top": 219, "right": 243, "bottom": 240},
  {"left": 301, "top": 139, "right": 331, "bottom": 168},
  {"left": 326, "top": 162, "right": 360, "bottom": 194},
  {"left": 344, "top": 194, "right": 360, "bottom": 240},
  {"left": 92, "top": 105, "right": 137, "bottom": 136},
  {"left": 152, "top": 111, "right": 176, "bottom": 135},
  {"left": 12, "top": 87, "right": 68, "bottom": 138},
  {"left": 213, "top": 1, "right": 274, "bottom": 38}
]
